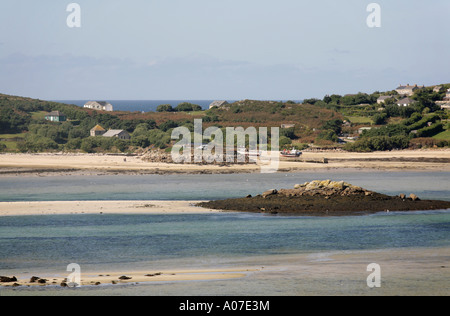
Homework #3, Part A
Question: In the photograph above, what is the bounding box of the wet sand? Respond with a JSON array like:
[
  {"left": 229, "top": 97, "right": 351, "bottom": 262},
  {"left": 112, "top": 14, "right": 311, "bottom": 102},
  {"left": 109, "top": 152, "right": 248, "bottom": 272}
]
[
  {"left": 0, "top": 149, "right": 449, "bottom": 176},
  {"left": 1, "top": 247, "right": 449, "bottom": 295}
]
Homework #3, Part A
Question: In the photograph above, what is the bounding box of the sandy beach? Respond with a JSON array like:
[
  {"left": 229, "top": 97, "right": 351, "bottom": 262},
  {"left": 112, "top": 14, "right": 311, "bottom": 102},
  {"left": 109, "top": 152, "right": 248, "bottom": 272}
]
[
  {"left": 0, "top": 149, "right": 449, "bottom": 176},
  {"left": 0, "top": 200, "right": 218, "bottom": 217}
]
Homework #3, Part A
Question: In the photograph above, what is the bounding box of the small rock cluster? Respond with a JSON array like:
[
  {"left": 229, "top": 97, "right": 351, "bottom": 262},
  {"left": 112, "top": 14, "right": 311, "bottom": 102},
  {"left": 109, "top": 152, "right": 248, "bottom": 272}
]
[
  {"left": 141, "top": 150, "right": 173, "bottom": 163},
  {"left": 261, "top": 180, "right": 375, "bottom": 198}
]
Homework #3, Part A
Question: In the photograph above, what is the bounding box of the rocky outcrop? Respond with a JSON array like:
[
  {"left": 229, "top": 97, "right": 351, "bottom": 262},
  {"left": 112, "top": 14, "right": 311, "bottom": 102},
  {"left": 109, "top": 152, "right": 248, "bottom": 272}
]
[
  {"left": 0, "top": 276, "right": 17, "bottom": 283},
  {"left": 198, "top": 180, "right": 450, "bottom": 216},
  {"left": 262, "top": 189, "right": 278, "bottom": 198},
  {"left": 283, "top": 180, "right": 370, "bottom": 197}
]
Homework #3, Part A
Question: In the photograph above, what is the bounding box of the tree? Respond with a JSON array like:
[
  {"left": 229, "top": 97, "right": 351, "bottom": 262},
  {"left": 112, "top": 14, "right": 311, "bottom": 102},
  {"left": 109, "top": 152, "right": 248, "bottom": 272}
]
[
  {"left": 372, "top": 113, "right": 387, "bottom": 125},
  {"left": 317, "top": 130, "right": 339, "bottom": 143},
  {"left": 17, "top": 134, "right": 59, "bottom": 153},
  {"left": 322, "top": 119, "right": 343, "bottom": 134},
  {"left": 281, "top": 127, "right": 296, "bottom": 139},
  {"left": 279, "top": 136, "right": 292, "bottom": 148},
  {"left": 159, "top": 120, "right": 179, "bottom": 132},
  {"left": 156, "top": 104, "right": 174, "bottom": 112},
  {"left": 148, "top": 130, "right": 171, "bottom": 149},
  {"left": 175, "top": 102, "right": 202, "bottom": 112}
]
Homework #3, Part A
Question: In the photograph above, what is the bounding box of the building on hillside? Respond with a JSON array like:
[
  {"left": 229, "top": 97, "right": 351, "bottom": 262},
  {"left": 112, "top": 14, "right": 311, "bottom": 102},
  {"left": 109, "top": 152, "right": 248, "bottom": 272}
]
[
  {"left": 396, "top": 84, "right": 422, "bottom": 96},
  {"left": 437, "top": 89, "right": 450, "bottom": 109},
  {"left": 102, "top": 129, "right": 131, "bottom": 140},
  {"left": 209, "top": 101, "right": 229, "bottom": 109},
  {"left": 45, "top": 111, "right": 67, "bottom": 122},
  {"left": 444, "top": 89, "right": 450, "bottom": 101},
  {"left": 281, "top": 124, "right": 296, "bottom": 129},
  {"left": 377, "top": 96, "right": 394, "bottom": 104},
  {"left": 90, "top": 125, "right": 106, "bottom": 137},
  {"left": 84, "top": 101, "right": 114, "bottom": 112},
  {"left": 397, "top": 97, "right": 416, "bottom": 107},
  {"left": 433, "top": 85, "right": 443, "bottom": 93}
]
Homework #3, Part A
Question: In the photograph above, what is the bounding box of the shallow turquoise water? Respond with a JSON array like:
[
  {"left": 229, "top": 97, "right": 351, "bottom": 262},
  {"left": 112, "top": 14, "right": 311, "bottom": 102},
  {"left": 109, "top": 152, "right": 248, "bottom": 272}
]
[
  {"left": 0, "top": 171, "right": 449, "bottom": 202},
  {"left": 1, "top": 211, "right": 449, "bottom": 273},
  {"left": 0, "top": 171, "right": 449, "bottom": 295}
]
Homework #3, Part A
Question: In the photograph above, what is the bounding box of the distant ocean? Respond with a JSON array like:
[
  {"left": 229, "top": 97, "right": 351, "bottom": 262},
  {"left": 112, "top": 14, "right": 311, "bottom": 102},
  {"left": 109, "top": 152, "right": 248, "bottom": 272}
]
[
  {"left": 51, "top": 100, "right": 236, "bottom": 112},
  {"left": 51, "top": 100, "right": 302, "bottom": 112}
]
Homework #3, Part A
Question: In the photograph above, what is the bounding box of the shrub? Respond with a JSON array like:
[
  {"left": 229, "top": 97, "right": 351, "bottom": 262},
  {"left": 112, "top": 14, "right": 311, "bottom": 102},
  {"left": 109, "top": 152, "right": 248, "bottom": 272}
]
[
  {"left": 65, "top": 138, "right": 82, "bottom": 150},
  {"left": 148, "top": 130, "right": 171, "bottom": 149},
  {"left": 17, "top": 134, "right": 59, "bottom": 153},
  {"left": 344, "top": 136, "right": 410, "bottom": 152},
  {"left": 372, "top": 113, "right": 387, "bottom": 125},
  {"left": 159, "top": 120, "right": 179, "bottom": 132},
  {"left": 279, "top": 136, "right": 292, "bottom": 148},
  {"left": 415, "top": 123, "right": 444, "bottom": 138},
  {"left": 175, "top": 102, "right": 202, "bottom": 112},
  {"left": 317, "top": 130, "right": 339, "bottom": 143},
  {"left": 156, "top": 104, "right": 174, "bottom": 112},
  {"left": 280, "top": 127, "right": 296, "bottom": 139}
]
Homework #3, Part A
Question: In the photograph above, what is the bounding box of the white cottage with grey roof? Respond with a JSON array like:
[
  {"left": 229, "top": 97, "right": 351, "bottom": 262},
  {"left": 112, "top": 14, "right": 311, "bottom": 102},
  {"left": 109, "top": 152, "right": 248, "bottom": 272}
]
[
  {"left": 102, "top": 130, "right": 131, "bottom": 140},
  {"left": 84, "top": 101, "right": 114, "bottom": 112}
]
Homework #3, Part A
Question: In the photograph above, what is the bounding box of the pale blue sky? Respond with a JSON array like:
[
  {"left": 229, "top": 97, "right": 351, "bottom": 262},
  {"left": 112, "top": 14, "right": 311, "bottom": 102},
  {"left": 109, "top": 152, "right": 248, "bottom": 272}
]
[{"left": 0, "top": 0, "right": 449, "bottom": 100}]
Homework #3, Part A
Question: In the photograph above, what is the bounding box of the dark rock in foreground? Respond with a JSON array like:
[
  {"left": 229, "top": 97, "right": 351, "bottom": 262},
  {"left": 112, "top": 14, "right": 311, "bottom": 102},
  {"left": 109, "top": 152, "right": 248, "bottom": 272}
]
[
  {"left": 198, "top": 180, "right": 450, "bottom": 216},
  {"left": 0, "top": 276, "right": 17, "bottom": 283}
]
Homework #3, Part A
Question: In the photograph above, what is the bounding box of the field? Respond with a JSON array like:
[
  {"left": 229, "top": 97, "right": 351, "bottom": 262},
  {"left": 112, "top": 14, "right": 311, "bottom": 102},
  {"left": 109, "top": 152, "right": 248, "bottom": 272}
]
[
  {"left": 0, "top": 133, "right": 26, "bottom": 151},
  {"left": 433, "top": 129, "right": 450, "bottom": 140},
  {"left": 345, "top": 116, "right": 373, "bottom": 125}
]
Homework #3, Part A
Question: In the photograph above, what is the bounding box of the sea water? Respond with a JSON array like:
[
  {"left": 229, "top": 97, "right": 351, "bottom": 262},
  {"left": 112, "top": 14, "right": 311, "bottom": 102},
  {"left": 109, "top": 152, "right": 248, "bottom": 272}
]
[
  {"left": 0, "top": 171, "right": 449, "bottom": 295},
  {"left": 0, "top": 171, "right": 449, "bottom": 202}
]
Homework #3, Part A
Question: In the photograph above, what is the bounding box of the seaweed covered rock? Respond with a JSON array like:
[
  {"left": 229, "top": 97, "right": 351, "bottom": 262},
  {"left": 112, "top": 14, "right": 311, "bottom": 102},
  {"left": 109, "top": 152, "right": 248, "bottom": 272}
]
[{"left": 198, "top": 180, "right": 450, "bottom": 216}]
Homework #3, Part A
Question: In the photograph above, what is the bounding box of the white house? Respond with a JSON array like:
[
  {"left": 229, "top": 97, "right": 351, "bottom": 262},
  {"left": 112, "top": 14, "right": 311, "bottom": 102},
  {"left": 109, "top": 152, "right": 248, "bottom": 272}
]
[
  {"left": 209, "top": 101, "right": 229, "bottom": 109},
  {"left": 397, "top": 97, "right": 416, "bottom": 107},
  {"left": 377, "top": 96, "right": 393, "bottom": 104},
  {"left": 84, "top": 101, "right": 114, "bottom": 112},
  {"left": 102, "top": 130, "right": 131, "bottom": 140},
  {"left": 396, "top": 84, "right": 422, "bottom": 96}
]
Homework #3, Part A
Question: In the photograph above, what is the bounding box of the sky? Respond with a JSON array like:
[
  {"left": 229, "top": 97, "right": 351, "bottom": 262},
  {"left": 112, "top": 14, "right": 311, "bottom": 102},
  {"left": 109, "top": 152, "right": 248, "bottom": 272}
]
[{"left": 0, "top": 0, "right": 449, "bottom": 100}]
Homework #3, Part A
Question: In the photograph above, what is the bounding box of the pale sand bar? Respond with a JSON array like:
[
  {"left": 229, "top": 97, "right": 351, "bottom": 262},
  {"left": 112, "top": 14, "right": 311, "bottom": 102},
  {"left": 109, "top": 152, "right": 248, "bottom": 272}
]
[
  {"left": 0, "top": 200, "right": 218, "bottom": 217},
  {"left": 0, "top": 268, "right": 256, "bottom": 288},
  {"left": 0, "top": 149, "right": 449, "bottom": 176},
  {"left": 1, "top": 247, "right": 449, "bottom": 295}
]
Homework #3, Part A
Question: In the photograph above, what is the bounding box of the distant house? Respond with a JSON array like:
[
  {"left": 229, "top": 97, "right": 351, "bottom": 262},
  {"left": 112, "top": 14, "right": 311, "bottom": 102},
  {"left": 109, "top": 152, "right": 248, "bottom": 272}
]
[
  {"left": 45, "top": 111, "right": 67, "bottom": 122},
  {"left": 444, "top": 89, "right": 450, "bottom": 101},
  {"left": 396, "top": 84, "right": 422, "bottom": 96},
  {"left": 433, "top": 85, "right": 443, "bottom": 93},
  {"left": 209, "top": 101, "right": 229, "bottom": 109},
  {"left": 437, "top": 89, "right": 450, "bottom": 109},
  {"left": 90, "top": 125, "right": 106, "bottom": 137},
  {"left": 102, "top": 129, "right": 131, "bottom": 140},
  {"left": 377, "top": 96, "right": 393, "bottom": 104},
  {"left": 281, "top": 124, "right": 296, "bottom": 129},
  {"left": 397, "top": 97, "right": 416, "bottom": 107},
  {"left": 84, "top": 101, "right": 114, "bottom": 112}
]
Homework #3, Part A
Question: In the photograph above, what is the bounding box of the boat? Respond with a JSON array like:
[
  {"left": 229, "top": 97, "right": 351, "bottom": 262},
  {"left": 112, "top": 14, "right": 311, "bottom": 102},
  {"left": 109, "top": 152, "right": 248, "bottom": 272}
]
[
  {"left": 237, "top": 147, "right": 260, "bottom": 157},
  {"left": 280, "top": 148, "right": 302, "bottom": 158}
]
